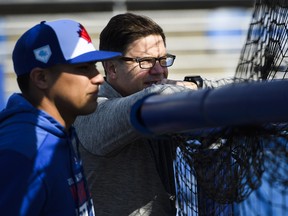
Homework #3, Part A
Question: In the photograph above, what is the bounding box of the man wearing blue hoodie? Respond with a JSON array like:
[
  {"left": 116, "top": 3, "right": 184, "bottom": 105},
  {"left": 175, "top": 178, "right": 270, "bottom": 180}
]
[{"left": 0, "top": 19, "right": 120, "bottom": 216}]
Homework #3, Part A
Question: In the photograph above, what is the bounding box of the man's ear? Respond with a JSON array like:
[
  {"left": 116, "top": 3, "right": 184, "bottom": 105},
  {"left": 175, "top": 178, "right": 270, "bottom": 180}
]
[
  {"left": 103, "top": 60, "right": 117, "bottom": 79},
  {"left": 29, "top": 67, "right": 49, "bottom": 89}
]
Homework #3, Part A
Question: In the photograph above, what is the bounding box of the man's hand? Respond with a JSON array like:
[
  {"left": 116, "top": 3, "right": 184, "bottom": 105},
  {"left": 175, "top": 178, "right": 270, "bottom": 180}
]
[{"left": 158, "top": 79, "right": 198, "bottom": 90}]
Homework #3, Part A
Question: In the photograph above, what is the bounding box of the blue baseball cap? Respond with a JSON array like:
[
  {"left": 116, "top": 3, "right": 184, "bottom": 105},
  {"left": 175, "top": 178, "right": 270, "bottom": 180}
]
[{"left": 12, "top": 19, "right": 121, "bottom": 76}]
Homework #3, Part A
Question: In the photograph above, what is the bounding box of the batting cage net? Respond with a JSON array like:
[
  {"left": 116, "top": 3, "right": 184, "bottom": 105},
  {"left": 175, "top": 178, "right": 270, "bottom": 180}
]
[{"left": 173, "top": 0, "right": 288, "bottom": 215}]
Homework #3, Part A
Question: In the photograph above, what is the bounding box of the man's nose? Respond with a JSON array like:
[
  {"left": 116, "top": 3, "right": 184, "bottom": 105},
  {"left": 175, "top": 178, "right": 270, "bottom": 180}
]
[{"left": 149, "top": 62, "right": 165, "bottom": 74}]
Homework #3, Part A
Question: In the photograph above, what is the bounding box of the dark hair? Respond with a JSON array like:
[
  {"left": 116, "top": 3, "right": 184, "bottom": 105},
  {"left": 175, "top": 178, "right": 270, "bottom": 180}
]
[
  {"left": 99, "top": 12, "right": 166, "bottom": 54},
  {"left": 17, "top": 73, "right": 30, "bottom": 94}
]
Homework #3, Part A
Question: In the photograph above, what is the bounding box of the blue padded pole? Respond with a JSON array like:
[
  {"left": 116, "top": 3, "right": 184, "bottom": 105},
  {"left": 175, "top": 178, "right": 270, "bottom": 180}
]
[{"left": 130, "top": 80, "right": 288, "bottom": 134}]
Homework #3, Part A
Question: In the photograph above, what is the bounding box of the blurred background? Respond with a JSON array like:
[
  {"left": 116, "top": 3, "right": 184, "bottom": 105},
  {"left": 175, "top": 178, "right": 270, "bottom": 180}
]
[{"left": 0, "top": 0, "right": 254, "bottom": 109}]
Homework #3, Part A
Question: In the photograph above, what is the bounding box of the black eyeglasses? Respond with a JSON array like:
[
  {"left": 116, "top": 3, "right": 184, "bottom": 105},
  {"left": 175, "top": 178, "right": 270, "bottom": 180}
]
[{"left": 120, "top": 54, "right": 176, "bottom": 69}]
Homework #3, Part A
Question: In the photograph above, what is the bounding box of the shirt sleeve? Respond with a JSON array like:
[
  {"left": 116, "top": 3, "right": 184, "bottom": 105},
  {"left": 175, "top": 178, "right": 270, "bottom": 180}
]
[
  {"left": 74, "top": 84, "right": 192, "bottom": 156},
  {"left": 202, "top": 77, "right": 244, "bottom": 88}
]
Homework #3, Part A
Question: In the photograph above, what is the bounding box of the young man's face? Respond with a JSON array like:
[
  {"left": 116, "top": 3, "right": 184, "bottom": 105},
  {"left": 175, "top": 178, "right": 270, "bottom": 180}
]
[
  {"left": 47, "top": 62, "right": 104, "bottom": 119},
  {"left": 107, "top": 34, "right": 169, "bottom": 96}
]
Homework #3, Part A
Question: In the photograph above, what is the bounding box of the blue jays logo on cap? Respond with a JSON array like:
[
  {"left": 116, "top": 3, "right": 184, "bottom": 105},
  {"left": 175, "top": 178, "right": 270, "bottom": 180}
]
[{"left": 33, "top": 45, "right": 52, "bottom": 63}]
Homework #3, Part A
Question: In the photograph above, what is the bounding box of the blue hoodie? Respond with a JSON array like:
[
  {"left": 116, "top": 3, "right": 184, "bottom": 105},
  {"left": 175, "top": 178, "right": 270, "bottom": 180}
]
[{"left": 0, "top": 93, "right": 95, "bottom": 216}]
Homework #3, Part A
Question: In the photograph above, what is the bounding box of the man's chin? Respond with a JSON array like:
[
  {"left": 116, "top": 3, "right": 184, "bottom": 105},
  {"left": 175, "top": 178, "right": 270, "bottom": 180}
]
[{"left": 81, "top": 103, "right": 98, "bottom": 115}]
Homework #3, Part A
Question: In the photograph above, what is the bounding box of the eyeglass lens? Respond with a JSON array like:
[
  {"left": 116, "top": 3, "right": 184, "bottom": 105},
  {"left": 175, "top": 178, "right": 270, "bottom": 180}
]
[{"left": 139, "top": 56, "right": 175, "bottom": 69}]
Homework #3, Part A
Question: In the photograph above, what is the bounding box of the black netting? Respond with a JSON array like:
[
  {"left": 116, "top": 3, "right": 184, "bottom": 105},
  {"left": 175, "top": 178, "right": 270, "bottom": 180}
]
[
  {"left": 174, "top": 0, "right": 288, "bottom": 215},
  {"left": 174, "top": 125, "right": 288, "bottom": 215},
  {"left": 235, "top": 0, "right": 288, "bottom": 81}
]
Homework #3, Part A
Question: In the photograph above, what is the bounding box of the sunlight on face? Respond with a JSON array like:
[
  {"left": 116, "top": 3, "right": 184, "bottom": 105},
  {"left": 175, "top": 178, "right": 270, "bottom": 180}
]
[{"left": 110, "top": 35, "right": 169, "bottom": 96}]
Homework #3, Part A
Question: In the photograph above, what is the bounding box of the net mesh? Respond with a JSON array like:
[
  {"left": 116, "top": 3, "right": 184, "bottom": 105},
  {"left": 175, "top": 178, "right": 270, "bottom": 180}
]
[
  {"left": 235, "top": 0, "right": 288, "bottom": 81},
  {"left": 174, "top": 0, "right": 288, "bottom": 215}
]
